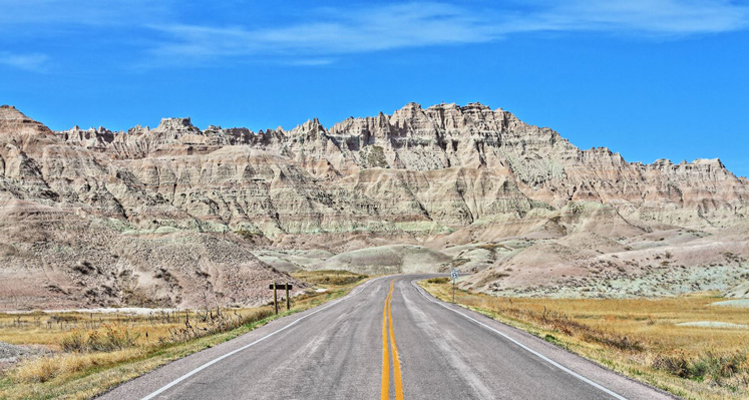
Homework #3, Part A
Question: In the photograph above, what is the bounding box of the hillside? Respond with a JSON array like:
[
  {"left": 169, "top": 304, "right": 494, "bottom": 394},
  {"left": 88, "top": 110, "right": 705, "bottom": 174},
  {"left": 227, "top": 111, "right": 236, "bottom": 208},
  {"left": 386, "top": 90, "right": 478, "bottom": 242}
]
[{"left": 1, "top": 103, "right": 747, "bottom": 309}]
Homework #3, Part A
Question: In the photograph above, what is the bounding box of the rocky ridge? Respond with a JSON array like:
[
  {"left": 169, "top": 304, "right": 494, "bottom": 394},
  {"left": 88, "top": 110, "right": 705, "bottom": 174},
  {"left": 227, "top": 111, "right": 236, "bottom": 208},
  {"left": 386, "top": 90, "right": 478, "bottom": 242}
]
[
  {"left": 49, "top": 102, "right": 749, "bottom": 236},
  {"left": 1, "top": 103, "right": 747, "bottom": 308}
]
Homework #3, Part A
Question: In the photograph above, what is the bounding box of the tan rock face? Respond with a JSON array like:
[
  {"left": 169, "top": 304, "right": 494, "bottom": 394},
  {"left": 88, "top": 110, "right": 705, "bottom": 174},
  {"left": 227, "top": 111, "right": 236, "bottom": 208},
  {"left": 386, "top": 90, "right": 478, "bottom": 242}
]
[
  {"left": 1, "top": 102, "right": 747, "bottom": 308},
  {"left": 45, "top": 102, "right": 749, "bottom": 236}
]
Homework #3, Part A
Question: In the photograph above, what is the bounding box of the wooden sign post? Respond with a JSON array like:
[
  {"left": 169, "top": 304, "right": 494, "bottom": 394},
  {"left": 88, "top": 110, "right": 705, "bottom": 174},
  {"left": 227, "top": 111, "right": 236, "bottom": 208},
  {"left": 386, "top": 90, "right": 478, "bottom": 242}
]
[
  {"left": 273, "top": 282, "right": 278, "bottom": 314},
  {"left": 286, "top": 283, "right": 291, "bottom": 311},
  {"left": 269, "top": 283, "right": 293, "bottom": 314}
]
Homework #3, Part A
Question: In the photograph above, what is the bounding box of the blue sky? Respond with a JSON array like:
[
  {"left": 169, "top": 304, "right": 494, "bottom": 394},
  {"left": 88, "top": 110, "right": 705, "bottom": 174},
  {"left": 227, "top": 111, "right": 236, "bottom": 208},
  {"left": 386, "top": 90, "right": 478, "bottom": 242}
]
[{"left": 1, "top": 0, "right": 748, "bottom": 176}]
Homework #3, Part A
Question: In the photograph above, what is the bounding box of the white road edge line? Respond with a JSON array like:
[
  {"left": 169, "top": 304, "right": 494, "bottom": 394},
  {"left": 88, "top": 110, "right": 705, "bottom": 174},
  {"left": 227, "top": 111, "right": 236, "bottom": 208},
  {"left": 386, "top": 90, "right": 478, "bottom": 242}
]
[
  {"left": 139, "top": 278, "right": 383, "bottom": 400},
  {"left": 410, "top": 280, "right": 629, "bottom": 400}
]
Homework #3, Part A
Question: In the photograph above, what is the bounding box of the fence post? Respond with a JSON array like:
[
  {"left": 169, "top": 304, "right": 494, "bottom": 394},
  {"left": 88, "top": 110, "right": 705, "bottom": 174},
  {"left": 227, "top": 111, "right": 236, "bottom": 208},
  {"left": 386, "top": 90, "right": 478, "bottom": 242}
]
[
  {"left": 286, "top": 282, "right": 291, "bottom": 311},
  {"left": 273, "top": 282, "right": 278, "bottom": 315}
]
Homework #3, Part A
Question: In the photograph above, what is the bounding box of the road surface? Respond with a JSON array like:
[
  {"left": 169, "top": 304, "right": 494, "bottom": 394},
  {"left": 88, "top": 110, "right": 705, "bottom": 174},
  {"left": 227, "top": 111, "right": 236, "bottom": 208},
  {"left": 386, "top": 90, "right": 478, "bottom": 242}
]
[{"left": 98, "top": 275, "right": 678, "bottom": 400}]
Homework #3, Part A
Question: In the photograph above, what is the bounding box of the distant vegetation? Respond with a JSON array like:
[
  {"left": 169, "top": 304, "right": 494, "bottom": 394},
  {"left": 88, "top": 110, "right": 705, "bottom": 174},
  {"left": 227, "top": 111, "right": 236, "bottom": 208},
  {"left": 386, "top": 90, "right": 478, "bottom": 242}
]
[{"left": 291, "top": 270, "right": 368, "bottom": 286}]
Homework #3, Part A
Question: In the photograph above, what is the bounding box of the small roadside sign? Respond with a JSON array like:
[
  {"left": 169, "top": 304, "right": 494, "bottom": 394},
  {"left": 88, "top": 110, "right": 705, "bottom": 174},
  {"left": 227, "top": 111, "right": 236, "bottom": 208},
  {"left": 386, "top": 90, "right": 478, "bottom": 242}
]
[
  {"left": 268, "top": 284, "right": 293, "bottom": 290},
  {"left": 269, "top": 283, "right": 293, "bottom": 314},
  {"left": 451, "top": 269, "right": 458, "bottom": 303}
]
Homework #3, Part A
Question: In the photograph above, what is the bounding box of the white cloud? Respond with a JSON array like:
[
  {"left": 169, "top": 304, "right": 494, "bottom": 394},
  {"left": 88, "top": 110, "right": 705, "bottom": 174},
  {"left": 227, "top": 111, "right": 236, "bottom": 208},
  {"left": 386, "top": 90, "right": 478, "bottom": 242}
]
[
  {"left": 148, "top": 1, "right": 749, "bottom": 64},
  {"left": 0, "top": 52, "right": 49, "bottom": 71},
  {"left": 150, "top": 3, "right": 496, "bottom": 61},
  {"left": 533, "top": 0, "right": 749, "bottom": 35},
  {"left": 1, "top": 1, "right": 747, "bottom": 68},
  {"left": 284, "top": 58, "right": 336, "bottom": 67}
]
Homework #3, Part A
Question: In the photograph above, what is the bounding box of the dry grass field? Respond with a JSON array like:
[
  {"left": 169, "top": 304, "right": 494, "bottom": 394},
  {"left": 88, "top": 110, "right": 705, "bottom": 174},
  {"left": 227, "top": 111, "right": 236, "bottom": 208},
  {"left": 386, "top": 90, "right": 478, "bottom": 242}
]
[
  {"left": 0, "top": 270, "right": 367, "bottom": 400},
  {"left": 421, "top": 278, "right": 749, "bottom": 400}
]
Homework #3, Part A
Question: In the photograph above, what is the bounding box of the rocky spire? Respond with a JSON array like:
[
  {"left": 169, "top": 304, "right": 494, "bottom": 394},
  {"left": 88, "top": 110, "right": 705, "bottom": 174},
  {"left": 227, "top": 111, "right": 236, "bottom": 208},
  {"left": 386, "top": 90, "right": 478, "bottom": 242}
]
[
  {"left": 0, "top": 105, "right": 53, "bottom": 136},
  {"left": 152, "top": 117, "right": 201, "bottom": 135}
]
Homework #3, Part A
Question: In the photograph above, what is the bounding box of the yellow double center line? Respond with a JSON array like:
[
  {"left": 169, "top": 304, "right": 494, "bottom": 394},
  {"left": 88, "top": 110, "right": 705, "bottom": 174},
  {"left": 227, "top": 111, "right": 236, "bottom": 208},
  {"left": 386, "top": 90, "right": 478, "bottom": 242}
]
[{"left": 381, "top": 280, "right": 404, "bottom": 400}]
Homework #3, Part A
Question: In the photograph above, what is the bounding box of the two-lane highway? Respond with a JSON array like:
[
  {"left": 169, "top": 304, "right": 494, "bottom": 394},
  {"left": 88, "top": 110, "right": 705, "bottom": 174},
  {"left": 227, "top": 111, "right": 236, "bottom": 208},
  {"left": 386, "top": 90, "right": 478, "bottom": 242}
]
[{"left": 98, "top": 275, "right": 678, "bottom": 400}]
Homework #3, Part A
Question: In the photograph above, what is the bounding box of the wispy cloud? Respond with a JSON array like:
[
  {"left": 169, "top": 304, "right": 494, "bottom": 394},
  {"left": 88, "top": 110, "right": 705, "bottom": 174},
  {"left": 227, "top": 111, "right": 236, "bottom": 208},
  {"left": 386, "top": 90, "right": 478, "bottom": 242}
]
[
  {"left": 532, "top": 0, "right": 749, "bottom": 35},
  {"left": 284, "top": 58, "right": 336, "bottom": 67},
  {"left": 1, "top": 0, "right": 748, "bottom": 69},
  {"left": 148, "top": 1, "right": 749, "bottom": 65},
  {"left": 0, "top": 52, "right": 49, "bottom": 71},
  {"left": 149, "top": 3, "right": 494, "bottom": 63}
]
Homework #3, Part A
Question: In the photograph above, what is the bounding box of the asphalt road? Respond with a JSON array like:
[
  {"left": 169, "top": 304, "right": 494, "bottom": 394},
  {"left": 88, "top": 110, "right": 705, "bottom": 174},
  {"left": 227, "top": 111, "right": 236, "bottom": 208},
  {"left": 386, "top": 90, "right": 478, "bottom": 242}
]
[{"left": 99, "top": 275, "right": 679, "bottom": 400}]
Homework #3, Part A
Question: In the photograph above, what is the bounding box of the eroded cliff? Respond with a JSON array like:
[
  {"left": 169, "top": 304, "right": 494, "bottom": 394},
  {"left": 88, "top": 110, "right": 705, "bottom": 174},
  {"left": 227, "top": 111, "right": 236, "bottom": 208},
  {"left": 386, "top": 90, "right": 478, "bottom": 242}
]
[{"left": 1, "top": 103, "right": 747, "bottom": 308}]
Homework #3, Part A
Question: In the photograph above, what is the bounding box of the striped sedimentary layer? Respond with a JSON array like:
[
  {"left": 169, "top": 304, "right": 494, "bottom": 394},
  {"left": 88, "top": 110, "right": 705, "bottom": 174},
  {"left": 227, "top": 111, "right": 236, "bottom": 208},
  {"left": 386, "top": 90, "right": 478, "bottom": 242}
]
[{"left": 1, "top": 103, "right": 747, "bottom": 308}]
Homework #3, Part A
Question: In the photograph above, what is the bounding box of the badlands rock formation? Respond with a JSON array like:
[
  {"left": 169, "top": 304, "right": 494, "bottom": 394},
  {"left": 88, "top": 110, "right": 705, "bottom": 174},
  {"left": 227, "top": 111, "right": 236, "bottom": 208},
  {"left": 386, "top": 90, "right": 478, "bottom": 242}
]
[{"left": 1, "top": 103, "right": 747, "bottom": 308}]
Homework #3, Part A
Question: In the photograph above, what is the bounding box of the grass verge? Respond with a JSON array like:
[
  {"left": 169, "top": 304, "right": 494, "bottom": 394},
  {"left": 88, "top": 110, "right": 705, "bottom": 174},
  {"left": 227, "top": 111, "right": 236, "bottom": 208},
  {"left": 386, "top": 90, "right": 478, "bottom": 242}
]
[
  {"left": 419, "top": 280, "right": 749, "bottom": 400},
  {"left": 0, "top": 271, "right": 368, "bottom": 400}
]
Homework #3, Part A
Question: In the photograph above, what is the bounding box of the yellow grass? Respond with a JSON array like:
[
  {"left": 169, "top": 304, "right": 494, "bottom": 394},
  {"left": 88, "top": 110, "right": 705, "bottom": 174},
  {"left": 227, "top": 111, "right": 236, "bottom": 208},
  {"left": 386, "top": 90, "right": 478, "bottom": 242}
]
[
  {"left": 420, "top": 281, "right": 749, "bottom": 400},
  {"left": 0, "top": 308, "right": 273, "bottom": 349},
  {"left": 12, "top": 349, "right": 142, "bottom": 384},
  {"left": 0, "top": 271, "right": 368, "bottom": 400},
  {"left": 291, "top": 269, "right": 368, "bottom": 286}
]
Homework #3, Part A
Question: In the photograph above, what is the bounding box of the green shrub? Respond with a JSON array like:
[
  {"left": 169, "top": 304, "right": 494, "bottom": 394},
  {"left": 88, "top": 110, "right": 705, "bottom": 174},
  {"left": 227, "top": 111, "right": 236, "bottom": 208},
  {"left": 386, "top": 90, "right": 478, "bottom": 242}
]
[
  {"left": 652, "top": 350, "right": 748, "bottom": 382},
  {"left": 61, "top": 324, "right": 140, "bottom": 353},
  {"left": 60, "top": 331, "right": 86, "bottom": 352}
]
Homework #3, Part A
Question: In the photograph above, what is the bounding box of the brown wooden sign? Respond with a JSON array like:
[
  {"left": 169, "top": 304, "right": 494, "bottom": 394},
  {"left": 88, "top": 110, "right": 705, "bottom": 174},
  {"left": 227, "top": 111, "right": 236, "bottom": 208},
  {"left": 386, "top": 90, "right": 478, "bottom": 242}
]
[
  {"left": 269, "top": 282, "right": 292, "bottom": 314},
  {"left": 268, "top": 284, "right": 292, "bottom": 290}
]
